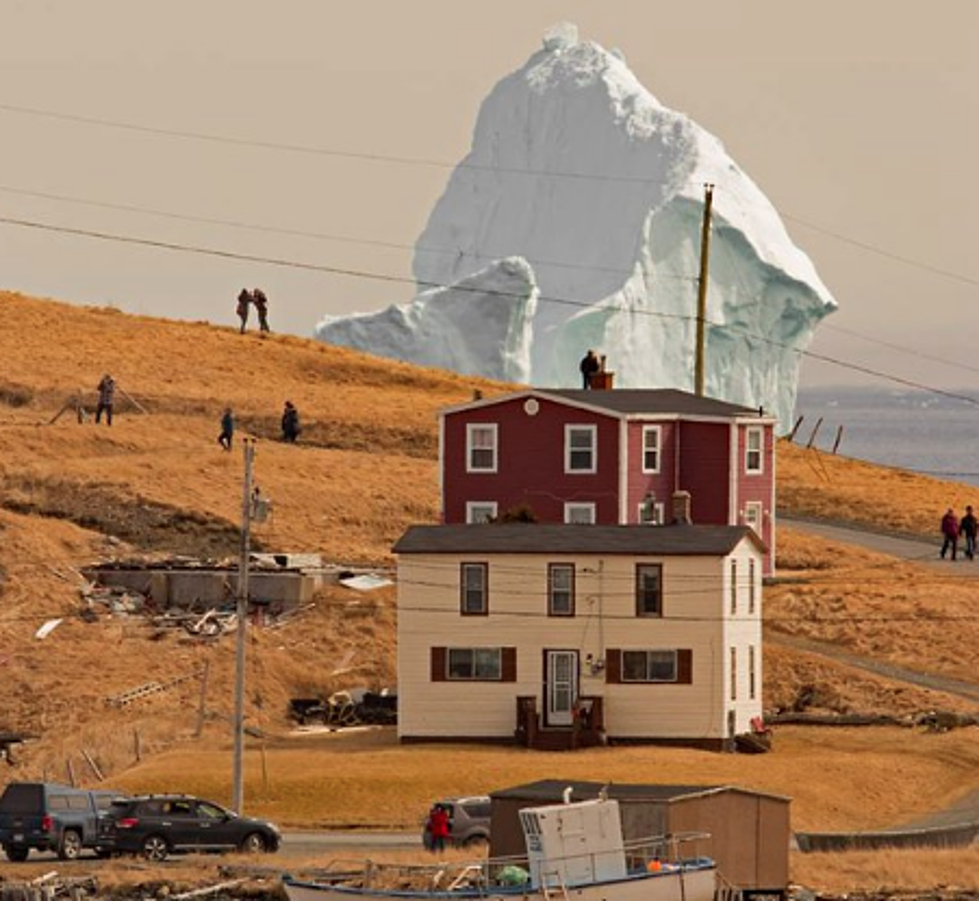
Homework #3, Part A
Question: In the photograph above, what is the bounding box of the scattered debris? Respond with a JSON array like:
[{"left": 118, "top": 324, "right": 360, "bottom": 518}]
[
  {"left": 34, "top": 618, "right": 63, "bottom": 640},
  {"left": 339, "top": 573, "right": 393, "bottom": 592},
  {"left": 0, "top": 873, "right": 98, "bottom": 901},
  {"left": 105, "top": 667, "right": 204, "bottom": 709},
  {"left": 290, "top": 686, "right": 397, "bottom": 728}
]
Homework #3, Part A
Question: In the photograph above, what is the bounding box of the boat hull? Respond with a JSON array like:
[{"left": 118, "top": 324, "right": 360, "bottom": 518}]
[{"left": 283, "top": 866, "right": 716, "bottom": 901}]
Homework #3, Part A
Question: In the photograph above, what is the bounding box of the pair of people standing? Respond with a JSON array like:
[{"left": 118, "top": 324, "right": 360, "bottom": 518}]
[
  {"left": 217, "top": 401, "right": 300, "bottom": 450},
  {"left": 236, "top": 288, "right": 271, "bottom": 334},
  {"left": 940, "top": 505, "right": 977, "bottom": 561}
]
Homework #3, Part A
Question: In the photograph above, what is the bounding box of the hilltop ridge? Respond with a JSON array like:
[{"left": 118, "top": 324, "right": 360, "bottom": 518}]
[{"left": 3, "top": 290, "right": 979, "bottom": 791}]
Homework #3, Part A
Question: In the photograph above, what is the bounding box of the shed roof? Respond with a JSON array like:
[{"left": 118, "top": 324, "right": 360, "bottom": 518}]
[
  {"left": 393, "top": 523, "right": 766, "bottom": 556},
  {"left": 489, "top": 779, "right": 789, "bottom": 804}
]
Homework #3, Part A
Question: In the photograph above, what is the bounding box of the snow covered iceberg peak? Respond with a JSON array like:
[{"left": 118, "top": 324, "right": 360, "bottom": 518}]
[{"left": 316, "top": 25, "right": 837, "bottom": 429}]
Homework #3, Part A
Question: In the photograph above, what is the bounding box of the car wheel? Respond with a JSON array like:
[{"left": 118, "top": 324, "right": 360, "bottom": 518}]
[
  {"left": 4, "top": 845, "right": 29, "bottom": 862},
  {"left": 462, "top": 835, "right": 489, "bottom": 849},
  {"left": 239, "top": 832, "right": 267, "bottom": 854},
  {"left": 58, "top": 830, "right": 83, "bottom": 860},
  {"left": 142, "top": 834, "right": 170, "bottom": 862}
]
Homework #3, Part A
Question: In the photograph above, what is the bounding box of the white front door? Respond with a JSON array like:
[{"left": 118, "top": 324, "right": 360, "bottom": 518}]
[{"left": 545, "top": 650, "right": 579, "bottom": 727}]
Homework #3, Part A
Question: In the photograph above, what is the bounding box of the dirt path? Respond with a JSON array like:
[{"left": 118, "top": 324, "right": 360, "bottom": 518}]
[{"left": 778, "top": 516, "right": 979, "bottom": 832}]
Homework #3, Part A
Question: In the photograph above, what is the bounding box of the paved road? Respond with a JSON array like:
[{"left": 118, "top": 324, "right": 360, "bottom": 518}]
[{"left": 779, "top": 515, "right": 979, "bottom": 572}]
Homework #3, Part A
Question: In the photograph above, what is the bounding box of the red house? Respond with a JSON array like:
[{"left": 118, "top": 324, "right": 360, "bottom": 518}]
[{"left": 439, "top": 388, "right": 777, "bottom": 574}]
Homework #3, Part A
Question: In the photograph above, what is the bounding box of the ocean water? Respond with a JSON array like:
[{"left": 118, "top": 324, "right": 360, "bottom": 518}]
[{"left": 793, "top": 386, "right": 979, "bottom": 489}]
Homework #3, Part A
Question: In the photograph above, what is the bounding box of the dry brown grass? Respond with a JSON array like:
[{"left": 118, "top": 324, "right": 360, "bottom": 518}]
[
  {"left": 101, "top": 723, "right": 979, "bottom": 837},
  {"left": 778, "top": 440, "right": 979, "bottom": 537},
  {"left": 5, "top": 291, "right": 979, "bottom": 893}
]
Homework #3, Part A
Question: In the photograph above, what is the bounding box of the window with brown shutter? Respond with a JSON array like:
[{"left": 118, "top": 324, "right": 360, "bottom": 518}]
[
  {"left": 431, "top": 647, "right": 447, "bottom": 682},
  {"left": 606, "top": 648, "right": 693, "bottom": 685}
]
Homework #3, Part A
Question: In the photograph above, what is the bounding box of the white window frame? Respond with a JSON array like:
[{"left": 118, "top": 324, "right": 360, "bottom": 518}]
[
  {"left": 745, "top": 427, "right": 764, "bottom": 475},
  {"left": 466, "top": 423, "right": 498, "bottom": 473},
  {"left": 748, "top": 645, "right": 757, "bottom": 700},
  {"left": 466, "top": 501, "right": 498, "bottom": 524},
  {"left": 565, "top": 424, "right": 597, "bottom": 474},
  {"left": 638, "top": 500, "right": 666, "bottom": 525},
  {"left": 622, "top": 649, "right": 678, "bottom": 683},
  {"left": 749, "top": 558, "right": 757, "bottom": 615},
  {"left": 730, "top": 559, "right": 738, "bottom": 615},
  {"left": 548, "top": 563, "right": 575, "bottom": 616},
  {"left": 730, "top": 646, "right": 738, "bottom": 701},
  {"left": 641, "top": 425, "right": 662, "bottom": 473},
  {"left": 563, "top": 502, "right": 596, "bottom": 524},
  {"left": 743, "top": 501, "right": 763, "bottom": 535},
  {"left": 460, "top": 562, "right": 488, "bottom": 615}
]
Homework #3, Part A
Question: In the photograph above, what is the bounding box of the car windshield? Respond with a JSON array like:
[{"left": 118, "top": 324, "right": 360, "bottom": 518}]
[
  {"left": 0, "top": 784, "right": 43, "bottom": 813},
  {"left": 198, "top": 801, "right": 228, "bottom": 820}
]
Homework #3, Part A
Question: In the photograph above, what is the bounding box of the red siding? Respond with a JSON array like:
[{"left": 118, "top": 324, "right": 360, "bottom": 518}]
[
  {"left": 625, "top": 420, "right": 678, "bottom": 522},
  {"left": 736, "top": 424, "right": 776, "bottom": 574},
  {"left": 676, "top": 421, "right": 731, "bottom": 524},
  {"left": 443, "top": 397, "right": 621, "bottom": 524}
]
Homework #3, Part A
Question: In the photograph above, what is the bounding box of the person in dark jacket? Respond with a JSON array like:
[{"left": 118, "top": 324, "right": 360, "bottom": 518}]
[
  {"left": 95, "top": 373, "right": 116, "bottom": 425},
  {"left": 236, "top": 289, "right": 252, "bottom": 334},
  {"left": 940, "top": 507, "right": 960, "bottom": 560},
  {"left": 959, "top": 505, "right": 977, "bottom": 560},
  {"left": 579, "top": 349, "right": 600, "bottom": 389},
  {"left": 253, "top": 288, "right": 270, "bottom": 332},
  {"left": 218, "top": 407, "right": 235, "bottom": 451},
  {"left": 281, "top": 401, "right": 300, "bottom": 443}
]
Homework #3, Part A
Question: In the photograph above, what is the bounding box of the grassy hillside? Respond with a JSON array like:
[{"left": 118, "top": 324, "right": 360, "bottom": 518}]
[{"left": 3, "top": 289, "right": 979, "bottom": 886}]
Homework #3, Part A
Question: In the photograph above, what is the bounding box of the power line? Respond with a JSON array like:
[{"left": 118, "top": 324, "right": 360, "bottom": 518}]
[
  {"left": 0, "top": 183, "right": 695, "bottom": 284},
  {"left": 783, "top": 212, "right": 979, "bottom": 289},
  {"left": 5, "top": 210, "right": 979, "bottom": 408},
  {"left": 6, "top": 99, "right": 979, "bottom": 292}
]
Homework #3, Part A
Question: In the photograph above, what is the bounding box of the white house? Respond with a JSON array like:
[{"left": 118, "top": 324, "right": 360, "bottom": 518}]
[{"left": 393, "top": 519, "right": 765, "bottom": 750}]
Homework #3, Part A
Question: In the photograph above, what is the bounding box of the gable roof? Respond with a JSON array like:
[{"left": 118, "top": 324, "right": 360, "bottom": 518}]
[
  {"left": 393, "top": 523, "right": 766, "bottom": 556},
  {"left": 440, "top": 388, "right": 774, "bottom": 422}
]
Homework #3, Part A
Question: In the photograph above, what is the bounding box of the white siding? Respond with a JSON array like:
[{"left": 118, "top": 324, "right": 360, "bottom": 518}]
[{"left": 397, "top": 540, "right": 764, "bottom": 742}]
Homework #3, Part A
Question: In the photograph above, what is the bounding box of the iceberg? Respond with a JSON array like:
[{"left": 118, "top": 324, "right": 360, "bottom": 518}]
[{"left": 316, "top": 24, "right": 836, "bottom": 429}]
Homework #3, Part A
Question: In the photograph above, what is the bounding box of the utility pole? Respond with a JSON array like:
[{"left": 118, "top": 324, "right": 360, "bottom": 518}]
[
  {"left": 694, "top": 183, "right": 714, "bottom": 397},
  {"left": 231, "top": 439, "right": 255, "bottom": 814}
]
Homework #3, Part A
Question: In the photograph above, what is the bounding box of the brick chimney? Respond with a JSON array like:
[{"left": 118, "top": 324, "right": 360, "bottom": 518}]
[{"left": 671, "top": 490, "right": 692, "bottom": 525}]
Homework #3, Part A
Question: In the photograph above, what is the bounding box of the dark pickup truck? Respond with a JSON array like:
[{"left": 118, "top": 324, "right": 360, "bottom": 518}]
[{"left": 0, "top": 782, "right": 121, "bottom": 861}]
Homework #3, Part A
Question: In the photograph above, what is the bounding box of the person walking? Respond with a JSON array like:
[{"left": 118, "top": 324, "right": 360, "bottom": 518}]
[
  {"left": 425, "top": 804, "right": 449, "bottom": 854},
  {"left": 960, "top": 505, "right": 977, "bottom": 560},
  {"left": 218, "top": 407, "right": 235, "bottom": 451},
  {"left": 236, "top": 289, "right": 252, "bottom": 334},
  {"left": 579, "top": 349, "right": 600, "bottom": 390},
  {"left": 95, "top": 373, "right": 116, "bottom": 426},
  {"left": 253, "top": 288, "right": 270, "bottom": 332},
  {"left": 940, "top": 507, "right": 960, "bottom": 560},
  {"left": 281, "top": 400, "right": 300, "bottom": 443}
]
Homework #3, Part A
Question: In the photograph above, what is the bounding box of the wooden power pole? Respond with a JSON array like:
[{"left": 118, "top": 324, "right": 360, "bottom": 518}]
[
  {"left": 232, "top": 439, "right": 255, "bottom": 815},
  {"left": 694, "top": 183, "right": 714, "bottom": 397}
]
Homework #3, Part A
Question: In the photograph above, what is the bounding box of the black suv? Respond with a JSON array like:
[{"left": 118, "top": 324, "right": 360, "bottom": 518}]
[
  {"left": 0, "top": 782, "right": 121, "bottom": 861},
  {"left": 104, "top": 795, "right": 280, "bottom": 860}
]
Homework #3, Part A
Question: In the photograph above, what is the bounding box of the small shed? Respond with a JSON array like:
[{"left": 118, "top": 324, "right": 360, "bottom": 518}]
[{"left": 489, "top": 779, "right": 790, "bottom": 894}]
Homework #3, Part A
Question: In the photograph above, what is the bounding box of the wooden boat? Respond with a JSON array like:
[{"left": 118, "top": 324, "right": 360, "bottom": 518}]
[{"left": 283, "top": 797, "right": 716, "bottom": 901}]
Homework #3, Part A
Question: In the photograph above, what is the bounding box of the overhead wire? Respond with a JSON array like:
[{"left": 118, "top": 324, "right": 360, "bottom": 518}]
[{"left": 4, "top": 209, "right": 979, "bottom": 408}]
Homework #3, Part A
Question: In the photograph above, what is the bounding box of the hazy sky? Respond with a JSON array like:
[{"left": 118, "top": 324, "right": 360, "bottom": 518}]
[{"left": 3, "top": 1, "right": 978, "bottom": 392}]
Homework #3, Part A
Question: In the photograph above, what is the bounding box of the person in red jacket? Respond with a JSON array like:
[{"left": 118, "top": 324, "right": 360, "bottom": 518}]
[
  {"left": 940, "top": 508, "right": 960, "bottom": 560},
  {"left": 426, "top": 804, "right": 450, "bottom": 854}
]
